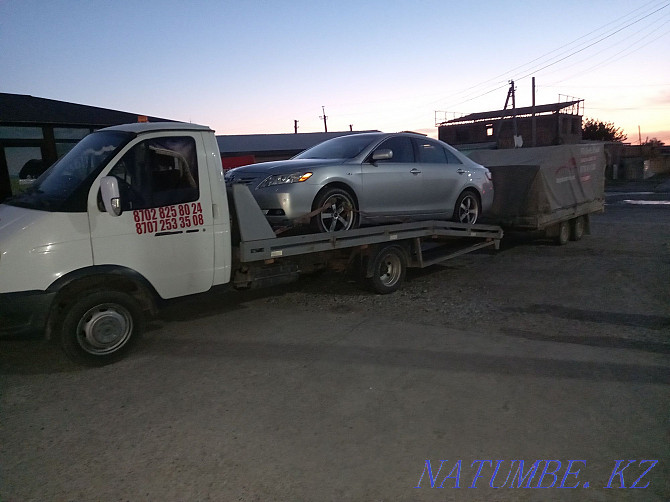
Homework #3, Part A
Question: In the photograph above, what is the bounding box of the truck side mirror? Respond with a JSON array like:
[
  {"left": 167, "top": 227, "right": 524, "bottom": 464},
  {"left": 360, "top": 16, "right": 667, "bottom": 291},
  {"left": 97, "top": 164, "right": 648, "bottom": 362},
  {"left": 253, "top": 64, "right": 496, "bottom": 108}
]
[
  {"left": 371, "top": 149, "right": 393, "bottom": 162},
  {"left": 100, "top": 176, "right": 122, "bottom": 216}
]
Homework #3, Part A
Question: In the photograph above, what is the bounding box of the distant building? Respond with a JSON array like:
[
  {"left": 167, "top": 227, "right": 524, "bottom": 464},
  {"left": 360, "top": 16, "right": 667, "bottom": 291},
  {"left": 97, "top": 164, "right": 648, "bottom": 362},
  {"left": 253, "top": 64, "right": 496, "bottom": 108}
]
[
  {"left": 0, "top": 92, "right": 171, "bottom": 201},
  {"left": 438, "top": 100, "right": 583, "bottom": 150},
  {"left": 605, "top": 142, "right": 670, "bottom": 180},
  {"left": 217, "top": 130, "right": 379, "bottom": 168}
]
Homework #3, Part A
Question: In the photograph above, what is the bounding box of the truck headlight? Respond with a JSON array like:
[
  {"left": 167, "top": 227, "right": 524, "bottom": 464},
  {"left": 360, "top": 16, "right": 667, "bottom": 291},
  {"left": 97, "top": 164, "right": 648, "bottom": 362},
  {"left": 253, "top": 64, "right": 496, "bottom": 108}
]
[{"left": 257, "top": 172, "right": 312, "bottom": 189}]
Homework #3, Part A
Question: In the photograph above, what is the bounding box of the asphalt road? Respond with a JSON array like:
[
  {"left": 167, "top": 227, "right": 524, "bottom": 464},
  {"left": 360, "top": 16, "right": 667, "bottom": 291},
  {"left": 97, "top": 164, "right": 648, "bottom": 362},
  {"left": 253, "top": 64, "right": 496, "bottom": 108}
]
[{"left": 1, "top": 192, "right": 668, "bottom": 501}]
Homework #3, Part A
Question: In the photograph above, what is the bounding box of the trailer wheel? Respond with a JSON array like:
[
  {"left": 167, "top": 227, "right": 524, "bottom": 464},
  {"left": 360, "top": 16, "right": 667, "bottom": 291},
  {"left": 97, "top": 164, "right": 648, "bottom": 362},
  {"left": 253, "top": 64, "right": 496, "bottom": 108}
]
[
  {"left": 312, "top": 187, "right": 358, "bottom": 233},
  {"left": 570, "top": 216, "right": 585, "bottom": 241},
  {"left": 366, "top": 245, "right": 407, "bottom": 294},
  {"left": 555, "top": 221, "right": 570, "bottom": 245},
  {"left": 453, "top": 190, "right": 481, "bottom": 225},
  {"left": 60, "top": 290, "right": 144, "bottom": 366}
]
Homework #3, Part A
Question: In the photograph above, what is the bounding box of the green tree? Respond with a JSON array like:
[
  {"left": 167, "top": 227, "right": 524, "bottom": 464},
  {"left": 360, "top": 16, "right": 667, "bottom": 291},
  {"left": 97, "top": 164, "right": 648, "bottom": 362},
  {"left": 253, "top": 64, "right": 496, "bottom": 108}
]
[
  {"left": 582, "top": 118, "right": 627, "bottom": 142},
  {"left": 643, "top": 137, "right": 665, "bottom": 147}
]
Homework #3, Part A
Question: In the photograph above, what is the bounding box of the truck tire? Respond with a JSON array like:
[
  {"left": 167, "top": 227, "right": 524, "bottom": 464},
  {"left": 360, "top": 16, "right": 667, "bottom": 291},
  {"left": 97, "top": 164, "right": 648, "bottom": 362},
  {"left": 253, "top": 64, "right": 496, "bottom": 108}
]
[
  {"left": 366, "top": 244, "right": 407, "bottom": 294},
  {"left": 60, "top": 290, "right": 144, "bottom": 366},
  {"left": 570, "top": 216, "right": 585, "bottom": 241},
  {"left": 312, "top": 187, "right": 358, "bottom": 233},
  {"left": 555, "top": 221, "right": 570, "bottom": 245},
  {"left": 453, "top": 190, "right": 481, "bottom": 225}
]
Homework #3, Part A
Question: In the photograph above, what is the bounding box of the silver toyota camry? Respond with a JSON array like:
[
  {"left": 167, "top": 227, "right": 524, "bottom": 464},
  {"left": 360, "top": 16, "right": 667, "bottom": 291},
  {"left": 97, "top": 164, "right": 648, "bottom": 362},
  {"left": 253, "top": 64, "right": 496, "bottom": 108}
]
[{"left": 224, "top": 132, "right": 493, "bottom": 232}]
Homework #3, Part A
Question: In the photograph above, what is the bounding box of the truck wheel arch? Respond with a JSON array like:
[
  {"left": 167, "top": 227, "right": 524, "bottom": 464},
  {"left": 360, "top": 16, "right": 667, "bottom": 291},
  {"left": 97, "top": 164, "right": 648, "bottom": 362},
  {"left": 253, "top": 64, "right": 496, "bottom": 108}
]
[{"left": 45, "top": 265, "right": 158, "bottom": 339}]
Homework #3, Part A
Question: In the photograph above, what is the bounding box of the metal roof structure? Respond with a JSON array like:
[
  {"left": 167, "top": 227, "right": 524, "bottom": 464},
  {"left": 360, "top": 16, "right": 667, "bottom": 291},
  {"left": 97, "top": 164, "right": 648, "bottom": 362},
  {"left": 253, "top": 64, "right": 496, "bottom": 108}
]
[
  {"left": 217, "top": 130, "right": 379, "bottom": 155},
  {"left": 0, "top": 93, "right": 171, "bottom": 125},
  {"left": 442, "top": 100, "right": 582, "bottom": 125}
]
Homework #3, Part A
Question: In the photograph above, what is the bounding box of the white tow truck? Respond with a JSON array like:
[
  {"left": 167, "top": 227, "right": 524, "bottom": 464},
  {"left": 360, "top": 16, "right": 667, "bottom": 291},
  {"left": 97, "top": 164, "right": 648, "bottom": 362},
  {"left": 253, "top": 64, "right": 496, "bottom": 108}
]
[{"left": 0, "top": 122, "right": 502, "bottom": 365}]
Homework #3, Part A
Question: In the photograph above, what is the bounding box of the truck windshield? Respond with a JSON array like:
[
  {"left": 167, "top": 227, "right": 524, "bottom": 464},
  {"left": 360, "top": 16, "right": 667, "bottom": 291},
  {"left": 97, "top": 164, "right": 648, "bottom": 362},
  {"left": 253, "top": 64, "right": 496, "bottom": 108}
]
[
  {"left": 4, "top": 130, "right": 133, "bottom": 212},
  {"left": 294, "top": 134, "right": 382, "bottom": 160}
]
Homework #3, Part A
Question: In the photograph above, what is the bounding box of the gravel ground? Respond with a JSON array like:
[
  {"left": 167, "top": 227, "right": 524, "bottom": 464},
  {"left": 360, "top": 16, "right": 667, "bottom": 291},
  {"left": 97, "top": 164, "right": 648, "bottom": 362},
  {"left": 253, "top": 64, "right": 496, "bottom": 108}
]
[
  {"left": 253, "top": 202, "right": 670, "bottom": 353},
  {"left": 1, "top": 190, "right": 668, "bottom": 501}
]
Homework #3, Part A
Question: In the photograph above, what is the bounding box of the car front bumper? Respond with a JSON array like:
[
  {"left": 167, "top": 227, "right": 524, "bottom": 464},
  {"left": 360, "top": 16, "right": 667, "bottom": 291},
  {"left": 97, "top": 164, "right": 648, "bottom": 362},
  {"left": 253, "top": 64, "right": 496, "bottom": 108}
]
[{"left": 251, "top": 184, "right": 321, "bottom": 224}]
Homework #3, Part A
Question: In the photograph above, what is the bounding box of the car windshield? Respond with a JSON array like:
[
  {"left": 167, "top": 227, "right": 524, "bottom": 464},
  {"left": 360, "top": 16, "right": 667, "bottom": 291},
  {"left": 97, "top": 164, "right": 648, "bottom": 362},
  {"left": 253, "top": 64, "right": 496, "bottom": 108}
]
[
  {"left": 294, "top": 134, "right": 380, "bottom": 160},
  {"left": 4, "top": 130, "right": 133, "bottom": 212}
]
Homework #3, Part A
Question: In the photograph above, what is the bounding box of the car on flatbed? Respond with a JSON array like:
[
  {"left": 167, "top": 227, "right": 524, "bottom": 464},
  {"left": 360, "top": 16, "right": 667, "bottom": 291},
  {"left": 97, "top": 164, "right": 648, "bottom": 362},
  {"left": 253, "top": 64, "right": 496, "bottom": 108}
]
[{"left": 224, "top": 132, "right": 494, "bottom": 232}]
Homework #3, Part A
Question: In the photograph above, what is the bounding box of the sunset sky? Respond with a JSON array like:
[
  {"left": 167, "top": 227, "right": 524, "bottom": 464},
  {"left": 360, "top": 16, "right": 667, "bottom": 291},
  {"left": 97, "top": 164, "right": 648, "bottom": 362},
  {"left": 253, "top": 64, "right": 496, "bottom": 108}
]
[{"left": 2, "top": 0, "right": 668, "bottom": 144}]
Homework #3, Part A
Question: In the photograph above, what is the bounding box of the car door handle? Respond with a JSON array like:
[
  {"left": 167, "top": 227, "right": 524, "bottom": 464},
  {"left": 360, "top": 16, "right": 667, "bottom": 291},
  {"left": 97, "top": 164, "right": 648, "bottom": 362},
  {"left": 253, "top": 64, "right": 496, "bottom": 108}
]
[
  {"left": 410, "top": 168, "right": 421, "bottom": 175},
  {"left": 457, "top": 169, "right": 467, "bottom": 175}
]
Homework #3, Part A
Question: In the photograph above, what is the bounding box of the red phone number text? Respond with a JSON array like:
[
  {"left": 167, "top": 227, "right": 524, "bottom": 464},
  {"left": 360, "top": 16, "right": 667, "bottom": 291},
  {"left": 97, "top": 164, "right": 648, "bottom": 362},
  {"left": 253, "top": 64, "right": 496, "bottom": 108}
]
[{"left": 133, "top": 202, "right": 203, "bottom": 235}]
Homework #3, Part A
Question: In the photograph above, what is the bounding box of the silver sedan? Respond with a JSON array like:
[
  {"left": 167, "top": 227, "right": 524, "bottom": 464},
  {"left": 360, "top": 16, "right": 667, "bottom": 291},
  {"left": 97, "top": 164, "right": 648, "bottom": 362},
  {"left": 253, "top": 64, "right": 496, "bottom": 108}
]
[{"left": 224, "top": 132, "right": 493, "bottom": 232}]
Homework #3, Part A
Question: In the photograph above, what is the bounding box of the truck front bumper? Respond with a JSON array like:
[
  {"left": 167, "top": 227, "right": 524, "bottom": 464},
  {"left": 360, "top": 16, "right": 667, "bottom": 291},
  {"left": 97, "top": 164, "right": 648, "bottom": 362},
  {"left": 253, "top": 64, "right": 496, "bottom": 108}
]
[{"left": 0, "top": 290, "right": 56, "bottom": 337}]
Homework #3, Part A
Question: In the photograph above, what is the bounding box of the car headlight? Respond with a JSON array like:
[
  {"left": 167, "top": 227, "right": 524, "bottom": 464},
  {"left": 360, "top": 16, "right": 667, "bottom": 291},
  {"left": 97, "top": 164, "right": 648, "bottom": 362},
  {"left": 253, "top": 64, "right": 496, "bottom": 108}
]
[{"left": 257, "top": 172, "right": 312, "bottom": 189}]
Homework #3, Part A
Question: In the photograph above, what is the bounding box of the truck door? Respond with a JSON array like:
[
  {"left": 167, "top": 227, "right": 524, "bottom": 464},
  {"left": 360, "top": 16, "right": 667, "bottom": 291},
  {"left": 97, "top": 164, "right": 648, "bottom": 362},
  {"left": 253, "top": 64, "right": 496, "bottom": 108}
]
[{"left": 87, "top": 132, "right": 215, "bottom": 298}]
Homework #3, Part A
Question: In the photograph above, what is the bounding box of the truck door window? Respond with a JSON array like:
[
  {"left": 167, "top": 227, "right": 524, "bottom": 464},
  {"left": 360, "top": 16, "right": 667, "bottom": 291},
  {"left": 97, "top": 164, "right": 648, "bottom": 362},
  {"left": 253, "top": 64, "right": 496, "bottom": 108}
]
[{"left": 107, "top": 136, "right": 199, "bottom": 210}]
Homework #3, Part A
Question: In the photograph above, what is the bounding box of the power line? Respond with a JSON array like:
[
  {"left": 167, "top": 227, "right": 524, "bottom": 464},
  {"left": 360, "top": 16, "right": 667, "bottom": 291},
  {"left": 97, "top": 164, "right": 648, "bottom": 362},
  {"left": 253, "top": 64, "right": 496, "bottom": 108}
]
[
  {"left": 444, "top": 1, "right": 662, "bottom": 101},
  {"left": 542, "top": 19, "right": 670, "bottom": 85},
  {"left": 439, "top": 2, "right": 669, "bottom": 112},
  {"left": 514, "top": 3, "right": 669, "bottom": 82}
]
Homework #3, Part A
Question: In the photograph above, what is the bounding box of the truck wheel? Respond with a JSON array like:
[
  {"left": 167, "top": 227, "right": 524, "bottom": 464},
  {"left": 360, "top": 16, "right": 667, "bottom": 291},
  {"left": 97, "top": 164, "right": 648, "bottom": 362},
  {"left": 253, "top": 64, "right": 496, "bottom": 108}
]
[
  {"left": 312, "top": 187, "right": 358, "bottom": 233},
  {"left": 60, "top": 290, "right": 144, "bottom": 366},
  {"left": 570, "top": 216, "right": 585, "bottom": 241},
  {"left": 555, "top": 221, "right": 570, "bottom": 245},
  {"left": 453, "top": 190, "right": 480, "bottom": 225},
  {"left": 366, "top": 245, "right": 407, "bottom": 294}
]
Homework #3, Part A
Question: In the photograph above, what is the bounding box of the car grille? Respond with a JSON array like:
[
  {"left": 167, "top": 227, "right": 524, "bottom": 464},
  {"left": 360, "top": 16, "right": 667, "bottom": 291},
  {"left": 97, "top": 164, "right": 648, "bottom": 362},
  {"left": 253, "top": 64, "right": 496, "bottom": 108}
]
[{"left": 225, "top": 173, "right": 265, "bottom": 188}]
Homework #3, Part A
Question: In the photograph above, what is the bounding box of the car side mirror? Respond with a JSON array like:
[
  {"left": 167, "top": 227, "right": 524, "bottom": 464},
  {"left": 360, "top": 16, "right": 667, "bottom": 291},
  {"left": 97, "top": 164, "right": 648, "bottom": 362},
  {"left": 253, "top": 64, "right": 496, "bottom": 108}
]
[
  {"left": 372, "top": 149, "right": 393, "bottom": 162},
  {"left": 100, "top": 176, "right": 122, "bottom": 216}
]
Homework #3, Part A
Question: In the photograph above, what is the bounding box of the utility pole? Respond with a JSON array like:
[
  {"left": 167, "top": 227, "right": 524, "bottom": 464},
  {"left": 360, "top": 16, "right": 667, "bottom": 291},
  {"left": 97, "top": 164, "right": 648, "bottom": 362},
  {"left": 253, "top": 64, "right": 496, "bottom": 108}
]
[
  {"left": 510, "top": 80, "right": 518, "bottom": 140},
  {"left": 294, "top": 120, "right": 299, "bottom": 134},
  {"left": 531, "top": 77, "right": 537, "bottom": 147},
  {"left": 320, "top": 106, "right": 328, "bottom": 133},
  {"left": 495, "top": 80, "right": 518, "bottom": 146}
]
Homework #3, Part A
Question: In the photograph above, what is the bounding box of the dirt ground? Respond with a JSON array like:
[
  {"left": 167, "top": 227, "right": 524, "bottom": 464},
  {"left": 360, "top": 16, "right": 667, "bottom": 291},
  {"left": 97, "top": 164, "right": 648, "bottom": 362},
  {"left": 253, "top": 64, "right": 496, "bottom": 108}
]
[
  {"left": 262, "top": 201, "right": 669, "bottom": 353},
  {"left": 1, "top": 187, "right": 668, "bottom": 501}
]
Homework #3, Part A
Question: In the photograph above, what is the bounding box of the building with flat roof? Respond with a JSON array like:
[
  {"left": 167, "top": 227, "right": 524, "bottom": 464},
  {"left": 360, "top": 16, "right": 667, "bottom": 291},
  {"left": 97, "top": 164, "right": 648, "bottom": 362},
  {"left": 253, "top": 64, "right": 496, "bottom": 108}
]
[
  {"left": 438, "top": 100, "right": 583, "bottom": 150},
  {"left": 217, "top": 130, "right": 378, "bottom": 168}
]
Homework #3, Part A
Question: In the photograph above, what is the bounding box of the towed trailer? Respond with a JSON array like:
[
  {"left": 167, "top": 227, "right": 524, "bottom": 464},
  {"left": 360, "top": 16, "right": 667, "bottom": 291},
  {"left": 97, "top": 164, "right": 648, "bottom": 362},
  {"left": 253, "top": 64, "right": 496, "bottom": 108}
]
[{"left": 466, "top": 143, "right": 606, "bottom": 244}]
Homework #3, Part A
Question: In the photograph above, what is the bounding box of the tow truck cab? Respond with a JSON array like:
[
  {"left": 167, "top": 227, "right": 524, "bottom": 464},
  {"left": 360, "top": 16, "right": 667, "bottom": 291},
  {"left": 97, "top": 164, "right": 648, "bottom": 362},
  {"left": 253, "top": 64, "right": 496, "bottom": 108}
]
[{"left": 0, "top": 122, "right": 232, "bottom": 363}]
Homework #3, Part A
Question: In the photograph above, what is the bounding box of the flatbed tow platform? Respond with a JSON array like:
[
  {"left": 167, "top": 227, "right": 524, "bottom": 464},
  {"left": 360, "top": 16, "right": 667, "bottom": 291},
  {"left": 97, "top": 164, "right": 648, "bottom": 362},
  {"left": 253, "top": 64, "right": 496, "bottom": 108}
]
[{"left": 230, "top": 184, "right": 503, "bottom": 293}]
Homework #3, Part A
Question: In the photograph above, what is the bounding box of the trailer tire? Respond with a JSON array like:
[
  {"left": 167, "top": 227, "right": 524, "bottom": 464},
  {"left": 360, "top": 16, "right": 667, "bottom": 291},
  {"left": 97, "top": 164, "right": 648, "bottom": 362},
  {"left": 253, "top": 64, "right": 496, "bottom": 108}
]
[
  {"left": 556, "top": 221, "right": 570, "bottom": 245},
  {"left": 453, "top": 190, "right": 481, "bottom": 225},
  {"left": 60, "top": 290, "right": 144, "bottom": 366},
  {"left": 366, "top": 245, "right": 407, "bottom": 294},
  {"left": 570, "top": 216, "right": 585, "bottom": 241}
]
